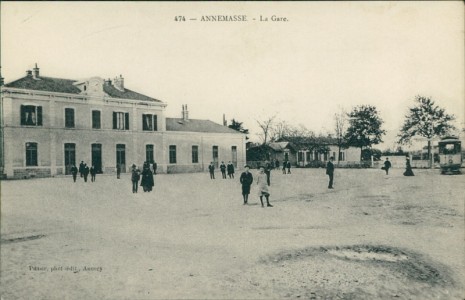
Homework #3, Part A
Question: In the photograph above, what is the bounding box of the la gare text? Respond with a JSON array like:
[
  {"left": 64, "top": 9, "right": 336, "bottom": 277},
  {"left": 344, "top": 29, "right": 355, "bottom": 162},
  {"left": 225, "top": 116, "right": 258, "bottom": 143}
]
[{"left": 174, "top": 15, "right": 288, "bottom": 22}]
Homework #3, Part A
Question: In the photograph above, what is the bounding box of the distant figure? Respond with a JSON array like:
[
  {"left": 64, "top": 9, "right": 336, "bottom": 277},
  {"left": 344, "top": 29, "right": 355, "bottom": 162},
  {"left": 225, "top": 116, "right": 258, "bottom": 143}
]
[
  {"left": 220, "top": 161, "right": 227, "bottom": 179},
  {"left": 70, "top": 164, "right": 78, "bottom": 182},
  {"left": 240, "top": 165, "right": 253, "bottom": 205},
  {"left": 257, "top": 166, "right": 273, "bottom": 207},
  {"left": 227, "top": 161, "right": 235, "bottom": 179},
  {"left": 264, "top": 160, "right": 272, "bottom": 186},
  {"left": 131, "top": 164, "right": 141, "bottom": 193},
  {"left": 282, "top": 160, "right": 287, "bottom": 174},
  {"left": 208, "top": 162, "right": 215, "bottom": 179},
  {"left": 382, "top": 158, "right": 392, "bottom": 175},
  {"left": 152, "top": 161, "right": 157, "bottom": 175},
  {"left": 140, "top": 162, "right": 154, "bottom": 192},
  {"left": 79, "top": 161, "right": 85, "bottom": 178},
  {"left": 326, "top": 157, "right": 335, "bottom": 189},
  {"left": 90, "top": 165, "right": 97, "bottom": 182},
  {"left": 275, "top": 159, "right": 280, "bottom": 170},
  {"left": 82, "top": 163, "right": 90, "bottom": 183},
  {"left": 116, "top": 163, "right": 121, "bottom": 179},
  {"left": 403, "top": 157, "right": 415, "bottom": 176},
  {"left": 286, "top": 161, "right": 292, "bottom": 174}
]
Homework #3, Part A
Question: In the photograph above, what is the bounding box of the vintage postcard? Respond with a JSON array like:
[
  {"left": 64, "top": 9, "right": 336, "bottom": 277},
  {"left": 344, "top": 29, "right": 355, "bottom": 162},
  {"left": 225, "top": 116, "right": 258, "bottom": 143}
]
[{"left": 1, "top": 2, "right": 464, "bottom": 299}]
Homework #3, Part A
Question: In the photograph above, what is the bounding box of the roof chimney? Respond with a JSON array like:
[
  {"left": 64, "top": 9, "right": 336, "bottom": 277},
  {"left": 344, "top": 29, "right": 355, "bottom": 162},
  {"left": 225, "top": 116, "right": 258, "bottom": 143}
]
[
  {"left": 182, "top": 104, "right": 189, "bottom": 121},
  {"left": 26, "top": 70, "right": 33, "bottom": 77},
  {"left": 32, "top": 63, "right": 40, "bottom": 79},
  {"left": 113, "top": 74, "right": 124, "bottom": 91},
  {"left": 223, "top": 114, "right": 227, "bottom": 126},
  {"left": 104, "top": 78, "right": 112, "bottom": 86}
]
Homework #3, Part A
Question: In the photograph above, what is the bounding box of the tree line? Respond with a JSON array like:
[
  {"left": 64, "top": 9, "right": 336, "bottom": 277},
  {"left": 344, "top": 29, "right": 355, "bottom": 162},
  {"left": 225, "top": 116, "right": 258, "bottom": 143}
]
[{"left": 228, "top": 96, "right": 457, "bottom": 163}]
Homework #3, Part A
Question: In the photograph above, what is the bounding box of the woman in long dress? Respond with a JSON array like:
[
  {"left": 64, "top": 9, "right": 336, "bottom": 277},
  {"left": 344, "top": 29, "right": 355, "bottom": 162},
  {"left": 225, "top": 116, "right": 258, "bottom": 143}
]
[
  {"left": 140, "top": 162, "right": 154, "bottom": 192},
  {"left": 403, "top": 157, "right": 415, "bottom": 176}
]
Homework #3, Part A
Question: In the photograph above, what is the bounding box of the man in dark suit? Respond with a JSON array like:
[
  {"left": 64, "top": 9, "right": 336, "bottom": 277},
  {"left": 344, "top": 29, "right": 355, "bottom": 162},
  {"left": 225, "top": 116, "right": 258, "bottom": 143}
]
[
  {"left": 240, "top": 165, "right": 253, "bottom": 205},
  {"left": 326, "top": 157, "right": 335, "bottom": 189},
  {"left": 82, "top": 164, "right": 90, "bottom": 183},
  {"left": 383, "top": 158, "right": 392, "bottom": 175},
  {"left": 220, "top": 161, "right": 227, "bottom": 179},
  {"left": 70, "top": 165, "right": 78, "bottom": 182},
  {"left": 208, "top": 162, "right": 215, "bottom": 179},
  {"left": 264, "top": 160, "right": 272, "bottom": 186}
]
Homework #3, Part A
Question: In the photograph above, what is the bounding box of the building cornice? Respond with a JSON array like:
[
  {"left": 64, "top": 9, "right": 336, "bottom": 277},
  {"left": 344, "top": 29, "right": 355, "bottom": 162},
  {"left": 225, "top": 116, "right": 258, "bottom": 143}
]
[{"left": 0, "top": 87, "right": 167, "bottom": 108}]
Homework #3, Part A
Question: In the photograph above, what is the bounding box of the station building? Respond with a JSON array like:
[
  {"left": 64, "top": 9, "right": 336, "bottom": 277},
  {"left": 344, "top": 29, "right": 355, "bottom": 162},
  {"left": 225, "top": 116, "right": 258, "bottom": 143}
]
[{"left": 0, "top": 65, "right": 246, "bottom": 179}]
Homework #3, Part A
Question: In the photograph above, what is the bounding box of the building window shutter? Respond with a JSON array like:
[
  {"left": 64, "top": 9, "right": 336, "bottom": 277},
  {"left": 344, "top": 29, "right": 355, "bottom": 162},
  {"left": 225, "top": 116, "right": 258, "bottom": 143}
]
[
  {"left": 37, "top": 106, "right": 43, "bottom": 126},
  {"left": 20, "top": 105, "right": 26, "bottom": 125},
  {"left": 153, "top": 115, "right": 158, "bottom": 131},
  {"left": 125, "top": 113, "right": 129, "bottom": 130},
  {"left": 113, "top": 112, "right": 117, "bottom": 129}
]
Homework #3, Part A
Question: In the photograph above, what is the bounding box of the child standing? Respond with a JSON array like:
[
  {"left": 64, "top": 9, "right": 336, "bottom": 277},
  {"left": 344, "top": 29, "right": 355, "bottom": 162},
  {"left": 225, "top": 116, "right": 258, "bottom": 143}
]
[{"left": 257, "top": 166, "right": 273, "bottom": 207}]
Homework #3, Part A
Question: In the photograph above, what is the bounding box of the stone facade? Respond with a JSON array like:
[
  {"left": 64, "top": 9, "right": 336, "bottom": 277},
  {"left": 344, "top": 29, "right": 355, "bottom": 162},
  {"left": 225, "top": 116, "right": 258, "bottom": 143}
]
[{"left": 0, "top": 66, "right": 246, "bottom": 179}]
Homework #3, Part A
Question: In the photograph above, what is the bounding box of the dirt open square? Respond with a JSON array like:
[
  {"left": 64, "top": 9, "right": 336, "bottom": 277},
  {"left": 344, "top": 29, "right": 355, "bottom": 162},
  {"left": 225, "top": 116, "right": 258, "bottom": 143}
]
[{"left": 1, "top": 168, "right": 464, "bottom": 299}]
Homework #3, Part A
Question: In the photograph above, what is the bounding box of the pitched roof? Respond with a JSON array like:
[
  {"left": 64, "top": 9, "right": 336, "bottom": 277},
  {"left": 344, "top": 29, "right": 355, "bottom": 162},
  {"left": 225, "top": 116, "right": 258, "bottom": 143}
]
[
  {"left": 102, "top": 85, "right": 161, "bottom": 102},
  {"left": 4, "top": 76, "right": 81, "bottom": 94},
  {"left": 268, "top": 142, "right": 292, "bottom": 151},
  {"left": 4, "top": 75, "right": 161, "bottom": 102},
  {"left": 166, "top": 118, "right": 243, "bottom": 134}
]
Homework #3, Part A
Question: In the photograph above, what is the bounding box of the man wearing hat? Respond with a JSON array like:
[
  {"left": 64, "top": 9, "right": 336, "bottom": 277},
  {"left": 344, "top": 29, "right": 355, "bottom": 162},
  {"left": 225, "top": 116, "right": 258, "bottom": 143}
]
[
  {"left": 131, "top": 164, "right": 141, "bottom": 193},
  {"left": 240, "top": 165, "right": 253, "bottom": 205}
]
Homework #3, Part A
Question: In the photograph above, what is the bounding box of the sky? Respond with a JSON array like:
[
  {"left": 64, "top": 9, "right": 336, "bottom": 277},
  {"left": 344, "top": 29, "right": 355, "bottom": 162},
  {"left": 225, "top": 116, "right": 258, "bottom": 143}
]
[{"left": 1, "top": 2, "right": 464, "bottom": 150}]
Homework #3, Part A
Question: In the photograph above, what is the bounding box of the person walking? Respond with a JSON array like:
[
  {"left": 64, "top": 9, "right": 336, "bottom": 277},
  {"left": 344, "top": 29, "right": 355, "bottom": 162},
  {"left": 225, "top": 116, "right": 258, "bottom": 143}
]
[
  {"left": 82, "top": 163, "right": 90, "bottom": 183},
  {"left": 90, "top": 165, "right": 97, "bottom": 182},
  {"left": 403, "top": 157, "right": 415, "bottom": 176},
  {"left": 79, "top": 161, "right": 84, "bottom": 178},
  {"left": 257, "top": 166, "right": 273, "bottom": 207},
  {"left": 286, "top": 160, "right": 292, "bottom": 174},
  {"left": 220, "top": 161, "right": 227, "bottom": 179},
  {"left": 141, "top": 162, "right": 154, "bottom": 192},
  {"left": 264, "top": 160, "right": 272, "bottom": 186},
  {"left": 70, "top": 164, "right": 78, "bottom": 183},
  {"left": 326, "top": 157, "right": 335, "bottom": 189},
  {"left": 282, "top": 160, "right": 287, "bottom": 174},
  {"left": 275, "top": 159, "right": 280, "bottom": 170},
  {"left": 208, "top": 162, "right": 215, "bottom": 179},
  {"left": 382, "top": 158, "right": 392, "bottom": 175},
  {"left": 131, "top": 164, "right": 141, "bottom": 193},
  {"left": 240, "top": 165, "right": 253, "bottom": 205},
  {"left": 227, "top": 161, "right": 235, "bottom": 179},
  {"left": 116, "top": 163, "right": 121, "bottom": 179}
]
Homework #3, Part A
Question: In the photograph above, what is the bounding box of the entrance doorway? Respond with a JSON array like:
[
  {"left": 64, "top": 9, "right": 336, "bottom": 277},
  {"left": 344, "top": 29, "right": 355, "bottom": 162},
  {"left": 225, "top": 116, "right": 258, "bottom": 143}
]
[
  {"left": 116, "top": 144, "right": 126, "bottom": 173},
  {"left": 64, "top": 143, "right": 76, "bottom": 175},
  {"left": 91, "top": 143, "right": 102, "bottom": 173}
]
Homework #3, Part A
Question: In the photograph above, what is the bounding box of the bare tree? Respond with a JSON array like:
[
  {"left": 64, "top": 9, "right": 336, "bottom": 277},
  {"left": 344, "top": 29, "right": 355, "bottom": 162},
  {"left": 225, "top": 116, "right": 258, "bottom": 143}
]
[
  {"left": 334, "top": 107, "right": 347, "bottom": 164},
  {"left": 256, "top": 115, "right": 276, "bottom": 145}
]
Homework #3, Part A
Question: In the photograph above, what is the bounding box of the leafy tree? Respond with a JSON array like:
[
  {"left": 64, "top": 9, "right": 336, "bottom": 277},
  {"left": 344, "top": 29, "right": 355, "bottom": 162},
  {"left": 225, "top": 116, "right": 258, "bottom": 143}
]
[
  {"left": 228, "top": 118, "right": 249, "bottom": 134},
  {"left": 344, "top": 105, "right": 386, "bottom": 161},
  {"left": 397, "top": 96, "right": 455, "bottom": 167}
]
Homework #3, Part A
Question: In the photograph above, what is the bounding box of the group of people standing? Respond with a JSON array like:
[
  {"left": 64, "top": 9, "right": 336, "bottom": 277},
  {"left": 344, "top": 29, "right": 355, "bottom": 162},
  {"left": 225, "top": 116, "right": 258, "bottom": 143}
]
[
  {"left": 208, "top": 161, "right": 235, "bottom": 179},
  {"left": 70, "top": 161, "right": 97, "bottom": 183},
  {"left": 131, "top": 161, "right": 156, "bottom": 193}
]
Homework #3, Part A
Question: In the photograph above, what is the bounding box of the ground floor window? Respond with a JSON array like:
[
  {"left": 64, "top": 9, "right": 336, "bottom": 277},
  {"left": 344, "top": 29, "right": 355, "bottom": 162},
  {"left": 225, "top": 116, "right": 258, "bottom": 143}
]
[
  {"left": 192, "top": 145, "right": 199, "bottom": 163},
  {"left": 338, "top": 151, "right": 345, "bottom": 161},
  {"left": 212, "top": 146, "right": 219, "bottom": 167},
  {"left": 146, "top": 144, "right": 154, "bottom": 163},
  {"left": 169, "top": 145, "right": 177, "bottom": 164},
  {"left": 26, "top": 142, "right": 38, "bottom": 166},
  {"left": 116, "top": 144, "right": 126, "bottom": 172},
  {"left": 64, "top": 143, "right": 76, "bottom": 174}
]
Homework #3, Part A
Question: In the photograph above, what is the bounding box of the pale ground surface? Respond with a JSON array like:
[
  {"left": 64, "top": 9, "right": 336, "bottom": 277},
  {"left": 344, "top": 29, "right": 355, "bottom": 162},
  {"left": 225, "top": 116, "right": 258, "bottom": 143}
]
[{"left": 1, "top": 168, "right": 464, "bottom": 299}]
